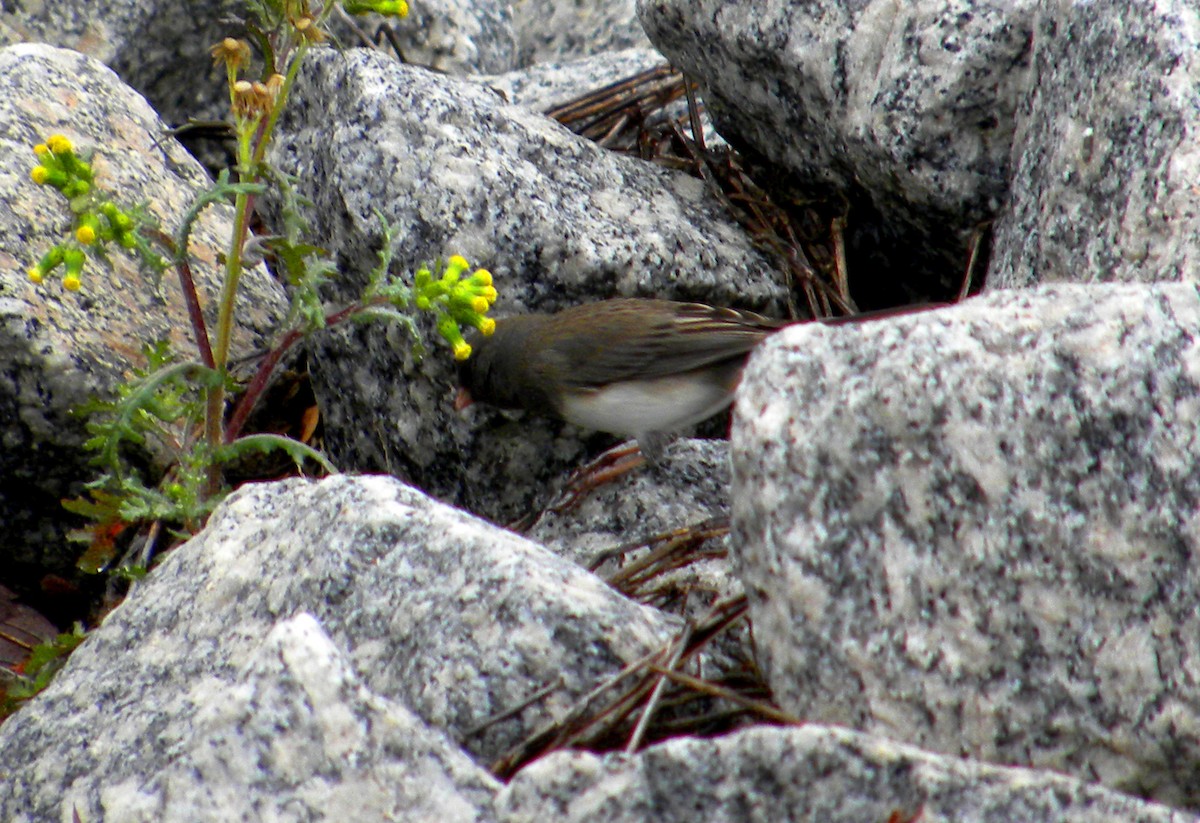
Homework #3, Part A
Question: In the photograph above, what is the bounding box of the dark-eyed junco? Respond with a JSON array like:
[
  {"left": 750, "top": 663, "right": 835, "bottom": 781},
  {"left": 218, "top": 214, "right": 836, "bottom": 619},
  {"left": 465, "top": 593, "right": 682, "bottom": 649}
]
[{"left": 454, "top": 298, "right": 787, "bottom": 458}]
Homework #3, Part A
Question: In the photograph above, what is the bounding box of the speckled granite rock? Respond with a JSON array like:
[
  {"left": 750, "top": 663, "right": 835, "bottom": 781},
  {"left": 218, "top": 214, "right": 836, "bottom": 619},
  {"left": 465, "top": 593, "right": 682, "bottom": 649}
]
[
  {"left": 732, "top": 282, "right": 1200, "bottom": 809},
  {"left": 0, "top": 0, "right": 236, "bottom": 127},
  {"left": 989, "top": 0, "right": 1200, "bottom": 287},
  {"left": 497, "top": 724, "right": 1197, "bottom": 822},
  {"left": 0, "top": 475, "right": 677, "bottom": 822},
  {"left": 525, "top": 437, "right": 744, "bottom": 666},
  {"left": 637, "top": 0, "right": 1034, "bottom": 297},
  {"left": 269, "top": 47, "right": 787, "bottom": 524},
  {"left": 526, "top": 438, "right": 731, "bottom": 569},
  {"left": 101, "top": 614, "right": 501, "bottom": 823},
  {"left": 510, "top": 0, "right": 649, "bottom": 66},
  {"left": 274, "top": 47, "right": 783, "bottom": 314},
  {"left": 477, "top": 47, "right": 668, "bottom": 113},
  {"left": 0, "top": 44, "right": 287, "bottom": 596},
  {"left": 334, "top": 0, "right": 518, "bottom": 76}
]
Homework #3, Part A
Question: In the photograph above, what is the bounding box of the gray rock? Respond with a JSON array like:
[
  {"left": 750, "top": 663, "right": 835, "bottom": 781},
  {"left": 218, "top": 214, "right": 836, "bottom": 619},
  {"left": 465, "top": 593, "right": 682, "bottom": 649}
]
[
  {"left": 268, "top": 47, "right": 787, "bottom": 523},
  {"left": 496, "top": 724, "right": 1197, "bottom": 822},
  {"left": 0, "top": 44, "right": 286, "bottom": 593},
  {"left": 510, "top": 0, "right": 650, "bottom": 66},
  {"left": 637, "top": 0, "right": 1035, "bottom": 294},
  {"left": 333, "top": 0, "right": 518, "bottom": 75},
  {"left": 731, "top": 282, "right": 1200, "bottom": 808},
  {"left": 274, "top": 47, "right": 783, "bottom": 312},
  {"left": 476, "top": 48, "right": 726, "bottom": 154},
  {"left": 525, "top": 438, "right": 746, "bottom": 675},
  {"left": 478, "top": 47, "right": 669, "bottom": 114},
  {"left": 989, "top": 0, "right": 1200, "bottom": 287},
  {"left": 0, "top": 475, "right": 678, "bottom": 821},
  {"left": 526, "top": 438, "right": 731, "bottom": 570},
  {"left": 101, "top": 614, "right": 500, "bottom": 823},
  {"left": 0, "top": 0, "right": 246, "bottom": 130}
]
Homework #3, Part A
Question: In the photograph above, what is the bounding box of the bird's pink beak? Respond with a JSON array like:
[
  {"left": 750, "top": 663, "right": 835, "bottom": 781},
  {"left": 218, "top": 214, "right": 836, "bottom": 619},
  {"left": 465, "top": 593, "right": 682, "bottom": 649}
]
[{"left": 454, "top": 387, "right": 474, "bottom": 412}]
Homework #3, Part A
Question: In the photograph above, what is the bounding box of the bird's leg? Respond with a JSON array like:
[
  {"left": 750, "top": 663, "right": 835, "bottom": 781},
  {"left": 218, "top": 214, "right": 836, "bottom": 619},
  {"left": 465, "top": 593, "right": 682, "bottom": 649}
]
[{"left": 548, "top": 439, "right": 647, "bottom": 513}]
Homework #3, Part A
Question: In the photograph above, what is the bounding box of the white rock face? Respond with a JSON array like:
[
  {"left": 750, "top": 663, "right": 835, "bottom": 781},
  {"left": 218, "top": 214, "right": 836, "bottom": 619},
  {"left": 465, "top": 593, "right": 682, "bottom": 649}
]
[
  {"left": 732, "top": 283, "right": 1200, "bottom": 807},
  {"left": 990, "top": 0, "right": 1200, "bottom": 287},
  {"left": 0, "top": 475, "right": 677, "bottom": 822},
  {"left": 498, "top": 723, "right": 1194, "bottom": 823}
]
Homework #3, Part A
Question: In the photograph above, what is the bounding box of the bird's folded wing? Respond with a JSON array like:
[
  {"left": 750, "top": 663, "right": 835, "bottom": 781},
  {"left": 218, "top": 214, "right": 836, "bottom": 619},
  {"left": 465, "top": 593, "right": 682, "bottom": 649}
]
[{"left": 549, "top": 304, "right": 783, "bottom": 388}]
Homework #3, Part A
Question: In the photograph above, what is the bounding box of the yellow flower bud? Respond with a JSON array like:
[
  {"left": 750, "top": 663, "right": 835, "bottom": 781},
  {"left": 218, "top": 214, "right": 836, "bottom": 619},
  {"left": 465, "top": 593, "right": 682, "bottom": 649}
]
[
  {"left": 76, "top": 224, "right": 97, "bottom": 244},
  {"left": 47, "top": 134, "right": 73, "bottom": 154},
  {"left": 31, "top": 166, "right": 49, "bottom": 185},
  {"left": 27, "top": 267, "right": 44, "bottom": 284},
  {"left": 63, "top": 248, "right": 85, "bottom": 283},
  {"left": 479, "top": 317, "right": 496, "bottom": 336},
  {"left": 453, "top": 341, "right": 472, "bottom": 360},
  {"left": 471, "top": 268, "right": 492, "bottom": 286},
  {"left": 34, "top": 143, "right": 49, "bottom": 157}
]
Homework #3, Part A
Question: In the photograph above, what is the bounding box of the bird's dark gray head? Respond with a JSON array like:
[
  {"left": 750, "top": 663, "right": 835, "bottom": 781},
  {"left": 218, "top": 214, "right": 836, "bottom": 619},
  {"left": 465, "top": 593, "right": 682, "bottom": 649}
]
[{"left": 456, "top": 315, "right": 557, "bottom": 415}]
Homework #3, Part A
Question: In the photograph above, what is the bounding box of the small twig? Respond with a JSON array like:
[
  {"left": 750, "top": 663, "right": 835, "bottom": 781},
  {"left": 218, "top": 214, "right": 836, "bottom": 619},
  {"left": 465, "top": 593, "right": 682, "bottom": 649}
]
[
  {"left": 489, "top": 646, "right": 661, "bottom": 775},
  {"left": 626, "top": 623, "right": 692, "bottom": 752},
  {"left": 332, "top": 3, "right": 374, "bottom": 49},
  {"left": 546, "top": 64, "right": 685, "bottom": 146},
  {"left": 831, "top": 215, "right": 850, "bottom": 304},
  {"left": 462, "top": 677, "right": 563, "bottom": 738},
  {"left": 590, "top": 516, "right": 729, "bottom": 572},
  {"left": 959, "top": 222, "right": 990, "bottom": 302},
  {"left": 489, "top": 595, "right": 759, "bottom": 777},
  {"left": 647, "top": 666, "right": 803, "bottom": 726},
  {"left": 683, "top": 72, "right": 706, "bottom": 155},
  {"left": 138, "top": 520, "right": 162, "bottom": 568},
  {"left": 606, "top": 531, "right": 727, "bottom": 593},
  {"left": 374, "top": 24, "right": 409, "bottom": 63}
]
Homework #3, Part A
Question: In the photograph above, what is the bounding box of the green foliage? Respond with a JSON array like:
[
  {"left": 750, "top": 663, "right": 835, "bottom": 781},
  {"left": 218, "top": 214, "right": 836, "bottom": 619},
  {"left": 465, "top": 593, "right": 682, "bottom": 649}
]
[
  {"left": 25, "top": 1, "right": 494, "bottom": 594},
  {"left": 1, "top": 625, "right": 87, "bottom": 718},
  {"left": 74, "top": 342, "right": 212, "bottom": 477},
  {"left": 27, "top": 135, "right": 167, "bottom": 291},
  {"left": 14, "top": 0, "right": 509, "bottom": 724}
]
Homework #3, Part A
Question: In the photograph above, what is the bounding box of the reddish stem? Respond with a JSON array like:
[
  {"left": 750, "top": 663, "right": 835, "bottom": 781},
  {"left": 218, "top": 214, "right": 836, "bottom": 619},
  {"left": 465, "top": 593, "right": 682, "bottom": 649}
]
[
  {"left": 223, "top": 327, "right": 302, "bottom": 442},
  {"left": 151, "top": 229, "right": 214, "bottom": 369},
  {"left": 222, "top": 296, "right": 392, "bottom": 443}
]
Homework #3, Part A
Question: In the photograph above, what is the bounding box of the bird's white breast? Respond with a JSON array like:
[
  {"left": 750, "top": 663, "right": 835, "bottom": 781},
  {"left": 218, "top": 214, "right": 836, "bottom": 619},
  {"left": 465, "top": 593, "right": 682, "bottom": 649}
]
[{"left": 560, "top": 373, "right": 735, "bottom": 437}]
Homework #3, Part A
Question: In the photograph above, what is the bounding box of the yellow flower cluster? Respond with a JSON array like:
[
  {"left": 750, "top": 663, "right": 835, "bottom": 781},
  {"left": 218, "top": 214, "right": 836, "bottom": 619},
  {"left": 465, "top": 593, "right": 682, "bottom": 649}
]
[
  {"left": 30, "top": 134, "right": 91, "bottom": 198},
  {"left": 27, "top": 136, "right": 142, "bottom": 291},
  {"left": 414, "top": 255, "right": 498, "bottom": 360}
]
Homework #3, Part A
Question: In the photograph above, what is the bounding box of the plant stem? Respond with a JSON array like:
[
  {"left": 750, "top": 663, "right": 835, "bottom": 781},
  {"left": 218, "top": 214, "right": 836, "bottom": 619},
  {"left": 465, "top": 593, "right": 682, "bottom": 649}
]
[
  {"left": 223, "top": 296, "right": 392, "bottom": 442},
  {"left": 204, "top": 121, "right": 257, "bottom": 495},
  {"left": 150, "top": 229, "right": 214, "bottom": 369},
  {"left": 223, "top": 328, "right": 301, "bottom": 443}
]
